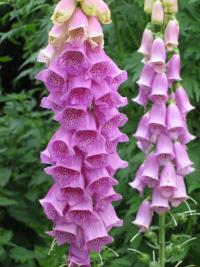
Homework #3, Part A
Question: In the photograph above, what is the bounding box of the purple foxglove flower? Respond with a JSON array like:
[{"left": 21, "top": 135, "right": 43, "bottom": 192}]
[
  {"left": 105, "top": 128, "right": 129, "bottom": 153},
  {"left": 67, "top": 8, "right": 88, "bottom": 47},
  {"left": 134, "top": 113, "right": 151, "bottom": 145},
  {"left": 150, "top": 73, "right": 168, "bottom": 104},
  {"left": 48, "top": 23, "right": 68, "bottom": 49},
  {"left": 151, "top": 1, "right": 164, "bottom": 25},
  {"left": 137, "top": 64, "right": 155, "bottom": 88},
  {"left": 85, "top": 168, "right": 117, "bottom": 196},
  {"left": 96, "top": 187, "right": 122, "bottom": 210},
  {"left": 106, "top": 62, "right": 128, "bottom": 91},
  {"left": 84, "top": 136, "right": 108, "bottom": 169},
  {"left": 63, "top": 74, "right": 92, "bottom": 106},
  {"left": 40, "top": 95, "right": 64, "bottom": 113},
  {"left": 148, "top": 102, "right": 166, "bottom": 135},
  {"left": 144, "top": 0, "right": 153, "bottom": 14},
  {"left": 159, "top": 162, "right": 177, "bottom": 198},
  {"left": 68, "top": 196, "right": 97, "bottom": 227},
  {"left": 179, "top": 118, "right": 196, "bottom": 145},
  {"left": 84, "top": 219, "right": 113, "bottom": 252},
  {"left": 88, "top": 16, "right": 104, "bottom": 49},
  {"left": 156, "top": 134, "right": 175, "bottom": 165},
  {"left": 51, "top": 0, "right": 76, "bottom": 25},
  {"left": 47, "top": 222, "right": 77, "bottom": 245},
  {"left": 138, "top": 28, "right": 154, "bottom": 60},
  {"left": 141, "top": 154, "right": 159, "bottom": 188},
  {"left": 167, "top": 103, "right": 183, "bottom": 139},
  {"left": 97, "top": 204, "right": 123, "bottom": 231},
  {"left": 167, "top": 54, "right": 181, "bottom": 82},
  {"left": 54, "top": 106, "right": 88, "bottom": 131},
  {"left": 86, "top": 48, "right": 113, "bottom": 83},
  {"left": 40, "top": 148, "right": 54, "bottom": 165},
  {"left": 171, "top": 175, "right": 188, "bottom": 207},
  {"left": 164, "top": 20, "right": 179, "bottom": 51},
  {"left": 95, "top": 0, "right": 112, "bottom": 24},
  {"left": 174, "top": 142, "right": 193, "bottom": 176},
  {"left": 150, "top": 37, "right": 166, "bottom": 73},
  {"left": 129, "top": 164, "right": 146, "bottom": 196},
  {"left": 68, "top": 245, "right": 90, "bottom": 267},
  {"left": 151, "top": 187, "right": 170, "bottom": 214},
  {"left": 132, "top": 86, "right": 151, "bottom": 107},
  {"left": 175, "top": 86, "right": 195, "bottom": 114},
  {"left": 59, "top": 43, "right": 89, "bottom": 75},
  {"left": 47, "top": 127, "right": 75, "bottom": 161},
  {"left": 133, "top": 200, "right": 153, "bottom": 232},
  {"left": 37, "top": 44, "right": 55, "bottom": 65},
  {"left": 40, "top": 184, "right": 67, "bottom": 221},
  {"left": 107, "top": 152, "right": 128, "bottom": 176}
]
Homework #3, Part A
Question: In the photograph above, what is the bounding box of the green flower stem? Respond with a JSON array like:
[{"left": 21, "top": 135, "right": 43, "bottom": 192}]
[{"left": 159, "top": 214, "right": 166, "bottom": 267}]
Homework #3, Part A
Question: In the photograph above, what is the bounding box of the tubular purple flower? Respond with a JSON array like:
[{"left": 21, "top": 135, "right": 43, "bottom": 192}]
[
  {"left": 167, "top": 102, "right": 183, "bottom": 139},
  {"left": 129, "top": 165, "right": 146, "bottom": 196},
  {"left": 49, "top": 23, "right": 68, "bottom": 49},
  {"left": 151, "top": 187, "right": 170, "bottom": 214},
  {"left": 133, "top": 200, "right": 153, "bottom": 232},
  {"left": 141, "top": 154, "right": 160, "bottom": 188},
  {"left": 138, "top": 28, "right": 154, "bottom": 60},
  {"left": 148, "top": 102, "right": 166, "bottom": 135},
  {"left": 132, "top": 86, "right": 151, "bottom": 107},
  {"left": 156, "top": 134, "right": 175, "bottom": 165},
  {"left": 151, "top": 0, "right": 164, "bottom": 25},
  {"left": 37, "top": 44, "right": 55, "bottom": 65},
  {"left": 174, "top": 142, "right": 193, "bottom": 176},
  {"left": 175, "top": 86, "right": 195, "bottom": 114},
  {"left": 150, "top": 37, "right": 166, "bottom": 73},
  {"left": 164, "top": 20, "right": 179, "bottom": 51},
  {"left": 167, "top": 53, "right": 181, "bottom": 82},
  {"left": 88, "top": 16, "right": 104, "bottom": 49},
  {"left": 51, "top": 0, "right": 77, "bottom": 25},
  {"left": 150, "top": 73, "right": 168, "bottom": 104},
  {"left": 159, "top": 162, "right": 177, "bottom": 198},
  {"left": 171, "top": 175, "right": 188, "bottom": 207}
]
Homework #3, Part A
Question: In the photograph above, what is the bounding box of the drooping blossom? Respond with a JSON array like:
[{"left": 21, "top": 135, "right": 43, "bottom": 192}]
[
  {"left": 37, "top": 1, "right": 128, "bottom": 266},
  {"left": 132, "top": 0, "right": 195, "bottom": 232}
]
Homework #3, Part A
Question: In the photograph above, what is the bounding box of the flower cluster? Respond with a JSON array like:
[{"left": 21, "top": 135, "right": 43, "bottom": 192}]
[
  {"left": 130, "top": 0, "right": 195, "bottom": 232},
  {"left": 37, "top": 0, "right": 128, "bottom": 266}
]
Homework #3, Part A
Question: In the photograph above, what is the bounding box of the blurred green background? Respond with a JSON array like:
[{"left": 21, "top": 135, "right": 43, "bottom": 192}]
[{"left": 0, "top": 0, "right": 200, "bottom": 266}]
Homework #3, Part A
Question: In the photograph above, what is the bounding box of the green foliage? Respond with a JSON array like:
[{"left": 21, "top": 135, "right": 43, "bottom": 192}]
[{"left": 0, "top": 0, "right": 200, "bottom": 266}]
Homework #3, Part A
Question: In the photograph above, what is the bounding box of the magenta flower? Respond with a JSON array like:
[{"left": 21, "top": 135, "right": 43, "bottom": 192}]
[
  {"left": 133, "top": 200, "right": 153, "bottom": 232},
  {"left": 37, "top": 2, "right": 128, "bottom": 265}
]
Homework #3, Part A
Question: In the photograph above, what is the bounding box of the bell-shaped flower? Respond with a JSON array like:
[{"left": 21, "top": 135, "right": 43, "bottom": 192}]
[
  {"left": 40, "top": 95, "right": 64, "bottom": 113},
  {"left": 167, "top": 102, "right": 183, "bottom": 139},
  {"left": 67, "top": 8, "right": 88, "bottom": 47},
  {"left": 54, "top": 105, "right": 87, "bottom": 131},
  {"left": 150, "top": 37, "right": 166, "bottom": 73},
  {"left": 59, "top": 175, "right": 85, "bottom": 206},
  {"left": 159, "top": 162, "right": 177, "bottom": 198},
  {"left": 47, "top": 127, "right": 74, "bottom": 161},
  {"left": 151, "top": 0, "right": 164, "bottom": 25},
  {"left": 179, "top": 118, "right": 196, "bottom": 145},
  {"left": 40, "top": 184, "right": 67, "bottom": 221},
  {"left": 72, "top": 112, "right": 99, "bottom": 152},
  {"left": 106, "top": 62, "right": 128, "bottom": 91},
  {"left": 134, "top": 113, "right": 151, "bottom": 145},
  {"left": 47, "top": 222, "right": 77, "bottom": 245},
  {"left": 44, "top": 150, "right": 83, "bottom": 188},
  {"left": 141, "top": 154, "right": 160, "bottom": 188},
  {"left": 68, "top": 195, "right": 97, "bottom": 227},
  {"left": 40, "top": 148, "right": 54, "bottom": 165},
  {"left": 138, "top": 28, "right": 154, "bottom": 61},
  {"left": 175, "top": 86, "right": 195, "bottom": 115},
  {"left": 107, "top": 152, "right": 128, "bottom": 176},
  {"left": 97, "top": 204, "right": 123, "bottom": 231},
  {"left": 96, "top": 0, "right": 112, "bottom": 24},
  {"left": 51, "top": 0, "right": 76, "bottom": 25},
  {"left": 150, "top": 73, "right": 168, "bottom": 104},
  {"left": 133, "top": 86, "right": 151, "bottom": 107},
  {"left": 84, "top": 218, "right": 113, "bottom": 252},
  {"left": 81, "top": 0, "right": 98, "bottom": 16},
  {"left": 88, "top": 16, "right": 104, "bottom": 49},
  {"left": 62, "top": 74, "right": 92, "bottom": 106},
  {"left": 68, "top": 245, "right": 90, "bottom": 267},
  {"left": 129, "top": 164, "right": 146, "bottom": 196},
  {"left": 85, "top": 168, "right": 117, "bottom": 196},
  {"left": 144, "top": 0, "right": 153, "bottom": 14},
  {"left": 96, "top": 187, "right": 122, "bottom": 210},
  {"left": 84, "top": 135, "right": 108, "bottom": 169},
  {"left": 59, "top": 43, "right": 89, "bottom": 75},
  {"left": 156, "top": 134, "right": 175, "bottom": 165},
  {"left": 37, "top": 44, "right": 55, "bottom": 66},
  {"left": 105, "top": 128, "right": 129, "bottom": 153},
  {"left": 151, "top": 187, "right": 170, "bottom": 214},
  {"left": 167, "top": 53, "right": 181, "bottom": 82},
  {"left": 133, "top": 200, "right": 153, "bottom": 232},
  {"left": 137, "top": 64, "right": 155, "bottom": 88},
  {"left": 49, "top": 23, "right": 68, "bottom": 49},
  {"left": 164, "top": 20, "right": 179, "bottom": 51},
  {"left": 148, "top": 102, "right": 166, "bottom": 135},
  {"left": 174, "top": 142, "right": 193, "bottom": 176},
  {"left": 171, "top": 175, "right": 188, "bottom": 207},
  {"left": 86, "top": 48, "right": 113, "bottom": 83}
]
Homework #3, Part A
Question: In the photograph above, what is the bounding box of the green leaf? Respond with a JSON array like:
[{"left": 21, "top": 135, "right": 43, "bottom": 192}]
[
  {"left": 0, "top": 168, "right": 12, "bottom": 187},
  {"left": 10, "top": 247, "right": 37, "bottom": 262},
  {"left": 0, "top": 197, "right": 17, "bottom": 206},
  {"left": 0, "top": 228, "right": 13, "bottom": 245}
]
